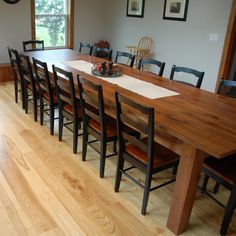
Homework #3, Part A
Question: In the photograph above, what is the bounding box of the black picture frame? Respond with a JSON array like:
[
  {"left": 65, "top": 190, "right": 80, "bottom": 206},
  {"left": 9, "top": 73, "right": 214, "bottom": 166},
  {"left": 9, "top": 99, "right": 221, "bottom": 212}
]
[
  {"left": 3, "top": 0, "right": 20, "bottom": 4},
  {"left": 126, "top": 0, "right": 145, "bottom": 18},
  {"left": 163, "top": 0, "right": 189, "bottom": 21}
]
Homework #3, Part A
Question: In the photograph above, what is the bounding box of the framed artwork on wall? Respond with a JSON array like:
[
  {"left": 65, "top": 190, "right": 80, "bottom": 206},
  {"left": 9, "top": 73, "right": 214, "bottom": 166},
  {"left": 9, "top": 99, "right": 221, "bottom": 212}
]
[
  {"left": 163, "top": 0, "right": 189, "bottom": 21},
  {"left": 126, "top": 0, "right": 145, "bottom": 18}
]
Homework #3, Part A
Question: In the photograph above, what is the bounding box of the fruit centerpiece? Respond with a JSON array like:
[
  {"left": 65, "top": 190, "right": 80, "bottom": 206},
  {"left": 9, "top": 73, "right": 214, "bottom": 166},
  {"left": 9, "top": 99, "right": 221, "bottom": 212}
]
[{"left": 92, "top": 62, "right": 123, "bottom": 77}]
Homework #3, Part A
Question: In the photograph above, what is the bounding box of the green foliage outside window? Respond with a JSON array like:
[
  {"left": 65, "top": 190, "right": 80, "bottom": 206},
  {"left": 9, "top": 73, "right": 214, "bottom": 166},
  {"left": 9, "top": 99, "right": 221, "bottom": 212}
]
[{"left": 35, "top": 0, "right": 67, "bottom": 47}]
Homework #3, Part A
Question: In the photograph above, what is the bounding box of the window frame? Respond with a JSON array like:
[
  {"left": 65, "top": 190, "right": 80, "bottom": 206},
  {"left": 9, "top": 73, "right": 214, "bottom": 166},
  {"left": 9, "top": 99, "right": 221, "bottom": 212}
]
[{"left": 31, "top": 0, "right": 74, "bottom": 49}]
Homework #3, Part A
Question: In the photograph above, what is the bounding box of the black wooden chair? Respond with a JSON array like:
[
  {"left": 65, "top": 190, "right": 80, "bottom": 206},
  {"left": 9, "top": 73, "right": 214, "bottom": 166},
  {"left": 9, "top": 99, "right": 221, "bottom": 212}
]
[
  {"left": 217, "top": 78, "right": 236, "bottom": 98},
  {"left": 138, "top": 58, "right": 165, "bottom": 76},
  {"left": 79, "top": 42, "right": 93, "bottom": 55},
  {"left": 94, "top": 47, "right": 112, "bottom": 61},
  {"left": 7, "top": 47, "right": 25, "bottom": 109},
  {"left": 33, "top": 58, "right": 58, "bottom": 135},
  {"left": 18, "top": 54, "right": 38, "bottom": 121},
  {"left": 201, "top": 155, "right": 236, "bottom": 236},
  {"left": 23, "top": 40, "right": 45, "bottom": 52},
  {"left": 52, "top": 66, "right": 83, "bottom": 154},
  {"left": 115, "top": 51, "right": 135, "bottom": 68},
  {"left": 114, "top": 92, "right": 179, "bottom": 215},
  {"left": 170, "top": 65, "right": 204, "bottom": 88},
  {"left": 77, "top": 77, "right": 118, "bottom": 178},
  {"left": 200, "top": 78, "right": 236, "bottom": 236}
]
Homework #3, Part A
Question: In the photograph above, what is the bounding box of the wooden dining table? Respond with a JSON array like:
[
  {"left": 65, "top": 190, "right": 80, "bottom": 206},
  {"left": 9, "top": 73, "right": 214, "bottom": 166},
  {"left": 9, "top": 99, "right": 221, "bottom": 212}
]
[{"left": 25, "top": 49, "right": 236, "bottom": 235}]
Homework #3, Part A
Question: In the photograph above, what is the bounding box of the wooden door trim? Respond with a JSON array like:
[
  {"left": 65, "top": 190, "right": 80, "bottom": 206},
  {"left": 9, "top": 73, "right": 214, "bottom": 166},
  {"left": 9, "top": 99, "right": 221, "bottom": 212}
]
[{"left": 216, "top": 0, "right": 236, "bottom": 93}]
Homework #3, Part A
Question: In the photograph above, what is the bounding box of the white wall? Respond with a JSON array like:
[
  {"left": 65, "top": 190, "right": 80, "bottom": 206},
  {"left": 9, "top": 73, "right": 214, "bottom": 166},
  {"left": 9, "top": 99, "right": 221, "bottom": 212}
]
[
  {"left": 73, "top": 0, "right": 107, "bottom": 51},
  {"left": 0, "top": 0, "right": 106, "bottom": 63},
  {"left": 0, "top": 0, "right": 31, "bottom": 63},
  {"left": 104, "top": 0, "right": 232, "bottom": 92}
]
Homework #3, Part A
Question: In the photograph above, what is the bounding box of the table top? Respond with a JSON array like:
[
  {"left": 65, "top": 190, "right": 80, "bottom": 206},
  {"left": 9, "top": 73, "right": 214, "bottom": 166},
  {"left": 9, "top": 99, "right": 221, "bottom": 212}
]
[{"left": 25, "top": 49, "right": 236, "bottom": 159}]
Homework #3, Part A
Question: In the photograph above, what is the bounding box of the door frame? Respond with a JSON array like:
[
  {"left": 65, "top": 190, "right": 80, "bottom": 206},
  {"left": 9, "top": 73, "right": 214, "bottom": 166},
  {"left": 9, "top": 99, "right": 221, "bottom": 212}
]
[{"left": 216, "top": 0, "right": 236, "bottom": 92}]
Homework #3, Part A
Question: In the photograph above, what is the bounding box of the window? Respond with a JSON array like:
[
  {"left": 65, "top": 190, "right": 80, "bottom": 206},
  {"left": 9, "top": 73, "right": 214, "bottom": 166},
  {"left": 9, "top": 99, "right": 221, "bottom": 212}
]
[{"left": 32, "top": 0, "right": 74, "bottom": 49}]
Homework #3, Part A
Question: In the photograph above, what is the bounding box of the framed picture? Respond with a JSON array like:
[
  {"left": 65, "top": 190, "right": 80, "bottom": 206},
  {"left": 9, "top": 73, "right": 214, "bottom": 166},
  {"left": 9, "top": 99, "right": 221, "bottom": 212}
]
[
  {"left": 163, "top": 0, "right": 189, "bottom": 21},
  {"left": 126, "top": 0, "right": 145, "bottom": 18}
]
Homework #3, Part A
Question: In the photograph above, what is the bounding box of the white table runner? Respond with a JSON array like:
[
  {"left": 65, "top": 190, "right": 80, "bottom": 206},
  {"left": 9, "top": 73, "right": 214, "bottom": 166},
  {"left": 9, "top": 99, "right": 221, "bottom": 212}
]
[{"left": 63, "top": 60, "right": 179, "bottom": 99}]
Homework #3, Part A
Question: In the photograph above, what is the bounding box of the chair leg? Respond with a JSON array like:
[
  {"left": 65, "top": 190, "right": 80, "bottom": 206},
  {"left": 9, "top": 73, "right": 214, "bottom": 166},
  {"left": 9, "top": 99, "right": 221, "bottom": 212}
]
[
  {"left": 72, "top": 119, "right": 78, "bottom": 154},
  {"left": 33, "top": 94, "right": 37, "bottom": 122},
  {"left": 114, "top": 153, "right": 124, "bottom": 192},
  {"left": 14, "top": 79, "right": 18, "bottom": 103},
  {"left": 141, "top": 172, "right": 152, "bottom": 215},
  {"left": 99, "top": 140, "right": 107, "bottom": 178},
  {"left": 112, "top": 140, "right": 117, "bottom": 153},
  {"left": 49, "top": 105, "right": 54, "bottom": 135},
  {"left": 58, "top": 109, "right": 63, "bottom": 142},
  {"left": 40, "top": 97, "right": 44, "bottom": 126},
  {"left": 82, "top": 121, "right": 88, "bottom": 161},
  {"left": 220, "top": 186, "right": 236, "bottom": 235},
  {"left": 24, "top": 89, "right": 29, "bottom": 114},
  {"left": 201, "top": 174, "right": 209, "bottom": 193},
  {"left": 213, "top": 182, "right": 220, "bottom": 194}
]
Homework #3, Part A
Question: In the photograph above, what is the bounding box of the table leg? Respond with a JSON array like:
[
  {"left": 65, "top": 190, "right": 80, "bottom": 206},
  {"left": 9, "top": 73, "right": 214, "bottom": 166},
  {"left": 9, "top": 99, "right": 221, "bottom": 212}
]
[{"left": 167, "top": 144, "right": 206, "bottom": 235}]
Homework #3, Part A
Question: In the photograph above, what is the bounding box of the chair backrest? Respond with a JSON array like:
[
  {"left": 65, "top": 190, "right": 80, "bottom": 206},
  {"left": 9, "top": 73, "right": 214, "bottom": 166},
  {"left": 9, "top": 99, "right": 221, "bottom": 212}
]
[
  {"left": 52, "top": 65, "right": 77, "bottom": 115},
  {"left": 115, "top": 51, "right": 135, "bottom": 68},
  {"left": 170, "top": 65, "right": 205, "bottom": 88},
  {"left": 94, "top": 47, "right": 112, "bottom": 61},
  {"left": 77, "top": 76, "right": 106, "bottom": 135},
  {"left": 79, "top": 42, "right": 93, "bottom": 55},
  {"left": 115, "top": 92, "right": 154, "bottom": 166},
  {"left": 23, "top": 40, "right": 44, "bottom": 52},
  {"left": 18, "top": 54, "right": 36, "bottom": 91},
  {"left": 7, "top": 47, "right": 22, "bottom": 82},
  {"left": 138, "top": 37, "right": 153, "bottom": 55},
  {"left": 217, "top": 78, "right": 236, "bottom": 98},
  {"left": 138, "top": 58, "right": 165, "bottom": 76},
  {"left": 33, "top": 58, "right": 54, "bottom": 102}
]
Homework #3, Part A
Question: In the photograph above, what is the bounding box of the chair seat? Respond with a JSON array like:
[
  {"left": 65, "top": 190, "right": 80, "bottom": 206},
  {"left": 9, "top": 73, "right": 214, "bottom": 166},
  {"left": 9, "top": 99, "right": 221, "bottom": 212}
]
[
  {"left": 126, "top": 138, "right": 179, "bottom": 169},
  {"left": 204, "top": 155, "right": 236, "bottom": 185},
  {"left": 43, "top": 92, "right": 58, "bottom": 104},
  {"left": 88, "top": 117, "right": 117, "bottom": 138},
  {"left": 63, "top": 103, "right": 84, "bottom": 118}
]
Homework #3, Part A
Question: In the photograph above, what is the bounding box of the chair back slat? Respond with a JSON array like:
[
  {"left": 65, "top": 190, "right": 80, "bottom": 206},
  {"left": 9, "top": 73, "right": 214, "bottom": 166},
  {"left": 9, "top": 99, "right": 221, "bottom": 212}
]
[
  {"left": 120, "top": 113, "right": 148, "bottom": 134},
  {"left": 170, "top": 65, "right": 204, "bottom": 88},
  {"left": 77, "top": 77, "right": 106, "bottom": 133},
  {"left": 94, "top": 47, "right": 112, "bottom": 61},
  {"left": 115, "top": 92, "right": 154, "bottom": 160},
  {"left": 217, "top": 78, "right": 236, "bottom": 98},
  {"left": 115, "top": 51, "right": 135, "bottom": 68},
  {"left": 53, "top": 65, "right": 77, "bottom": 114},
  {"left": 138, "top": 58, "right": 165, "bottom": 76},
  {"left": 18, "top": 54, "right": 36, "bottom": 88},
  {"left": 79, "top": 42, "right": 93, "bottom": 55},
  {"left": 33, "top": 58, "right": 54, "bottom": 102},
  {"left": 23, "top": 40, "right": 44, "bottom": 52}
]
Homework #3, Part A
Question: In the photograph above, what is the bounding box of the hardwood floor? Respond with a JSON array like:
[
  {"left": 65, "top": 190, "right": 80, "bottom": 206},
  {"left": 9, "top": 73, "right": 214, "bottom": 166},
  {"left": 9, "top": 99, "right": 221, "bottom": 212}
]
[{"left": 0, "top": 81, "right": 235, "bottom": 236}]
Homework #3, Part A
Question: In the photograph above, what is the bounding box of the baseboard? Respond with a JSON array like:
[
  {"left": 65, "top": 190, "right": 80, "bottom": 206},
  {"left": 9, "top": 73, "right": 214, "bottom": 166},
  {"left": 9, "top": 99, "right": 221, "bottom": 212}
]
[{"left": 0, "top": 64, "right": 13, "bottom": 82}]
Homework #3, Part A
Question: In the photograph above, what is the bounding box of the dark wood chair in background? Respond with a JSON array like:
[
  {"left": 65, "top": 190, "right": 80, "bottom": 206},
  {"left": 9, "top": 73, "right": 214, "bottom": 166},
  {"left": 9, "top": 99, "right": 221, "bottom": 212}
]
[
  {"left": 7, "top": 47, "right": 25, "bottom": 109},
  {"left": 77, "top": 77, "right": 118, "bottom": 178},
  {"left": 52, "top": 66, "right": 83, "bottom": 154},
  {"left": 33, "top": 58, "right": 58, "bottom": 135},
  {"left": 94, "top": 47, "right": 112, "bottom": 61},
  {"left": 114, "top": 92, "right": 179, "bottom": 215},
  {"left": 79, "top": 42, "right": 93, "bottom": 55},
  {"left": 23, "top": 40, "right": 44, "bottom": 52},
  {"left": 18, "top": 54, "right": 38, "bottom": 121},
  {"left": 170, "top": 65, "right": 205, "bottom": 88},
  {"left": 138, "top": 58, "right": 165, "bottom": 76},
  {"left": 115, "top": 51, "right": 135, "bottom": 68},
  {"left": 200, "top": 78, "right": 236, "bottom": 236}
]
